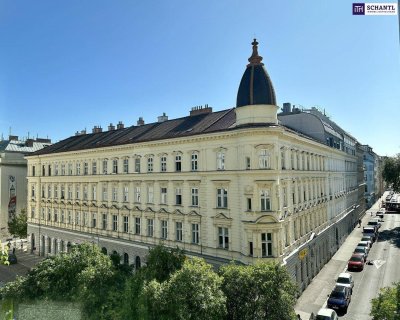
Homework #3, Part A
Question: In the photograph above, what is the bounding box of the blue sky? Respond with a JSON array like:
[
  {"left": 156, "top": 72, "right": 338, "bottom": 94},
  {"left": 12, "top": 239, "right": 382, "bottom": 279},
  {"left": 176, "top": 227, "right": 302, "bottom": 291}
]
[{"left": 0, "top": 1, "right": 399, "bottom": 156}]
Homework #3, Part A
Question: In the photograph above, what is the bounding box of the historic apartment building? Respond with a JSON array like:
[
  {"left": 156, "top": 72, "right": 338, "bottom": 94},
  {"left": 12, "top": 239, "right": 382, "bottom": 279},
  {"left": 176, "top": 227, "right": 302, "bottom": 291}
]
[
  {"left": 26, "top": 40, "right": 366, "bottom": 290},
  {"left": 0, "top": 136, "right": 51, "bottom": 239}
]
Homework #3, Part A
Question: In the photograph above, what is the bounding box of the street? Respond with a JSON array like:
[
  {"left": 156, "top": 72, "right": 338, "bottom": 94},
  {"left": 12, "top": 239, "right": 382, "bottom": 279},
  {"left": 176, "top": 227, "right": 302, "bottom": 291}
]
[{"left": 295, "top": 192, "right": 400, "bottom": 320}]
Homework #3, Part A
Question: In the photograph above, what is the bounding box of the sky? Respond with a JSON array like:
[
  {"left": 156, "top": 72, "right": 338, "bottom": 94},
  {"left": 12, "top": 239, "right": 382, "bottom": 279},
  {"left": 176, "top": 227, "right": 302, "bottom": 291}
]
[{"left": 0, "top": 0, "right": 399, "bottom": 156}]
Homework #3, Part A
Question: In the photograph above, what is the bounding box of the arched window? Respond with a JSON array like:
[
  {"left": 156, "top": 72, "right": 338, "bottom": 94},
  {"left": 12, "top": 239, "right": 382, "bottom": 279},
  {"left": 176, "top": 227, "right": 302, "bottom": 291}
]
[
  {"left": 123, "top": 253, "right": 129, "bottom": 265},
  {"left": 135, "top": 256, "right": 141, "bottom": 269}
]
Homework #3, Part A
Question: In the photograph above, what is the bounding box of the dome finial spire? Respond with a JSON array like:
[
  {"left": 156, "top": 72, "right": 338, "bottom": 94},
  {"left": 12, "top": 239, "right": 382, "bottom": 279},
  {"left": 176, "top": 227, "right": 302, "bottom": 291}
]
[{"left": 248, "top": 38, "right": 263, "bottom": 66}]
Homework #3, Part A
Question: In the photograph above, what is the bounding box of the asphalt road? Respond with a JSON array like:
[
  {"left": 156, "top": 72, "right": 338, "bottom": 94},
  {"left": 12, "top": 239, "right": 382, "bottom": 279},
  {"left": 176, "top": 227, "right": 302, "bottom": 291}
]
[{"left": 340, "top": 212, "right": 400, "bottom": 319}]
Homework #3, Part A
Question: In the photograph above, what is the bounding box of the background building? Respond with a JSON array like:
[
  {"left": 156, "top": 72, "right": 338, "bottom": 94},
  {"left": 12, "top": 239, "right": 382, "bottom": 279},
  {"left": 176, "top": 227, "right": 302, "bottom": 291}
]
[
  {"left": 0, "top": 136, "right": 51, "bottom": 239},
  {"left": 26, "top": 40, "right": 373, "bottom": 291}
]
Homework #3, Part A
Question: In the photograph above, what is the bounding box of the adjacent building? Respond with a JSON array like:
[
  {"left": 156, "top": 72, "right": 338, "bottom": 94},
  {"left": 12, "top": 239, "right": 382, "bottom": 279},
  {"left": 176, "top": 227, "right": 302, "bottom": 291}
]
[
  {"left": 0, "top": 136, "right": 51, "bottom": 239},
  {"left": 26, "top": 40, "right": 370, "bottom": 290}
]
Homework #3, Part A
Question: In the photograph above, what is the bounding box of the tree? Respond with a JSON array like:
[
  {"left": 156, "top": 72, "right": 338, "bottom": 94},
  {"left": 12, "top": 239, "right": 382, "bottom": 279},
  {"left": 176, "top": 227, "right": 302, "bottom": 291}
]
[
  {"left": 7, "top": 209, "right": 27, "bottom": 238},
  {"left": 220, "top": 262, "right": 298, "bottom": 320},
  {"left": 0, "top": 243, "right": 126, "bottom": 320},
  {"left": 119, "top": 245, "right": 186, "bottom": 319},
  {"left": 143, "top": 258, "right": 227, "bottom": 320},
  {"left": 0, "top": 241, "right": 10, "bottom": 266},
  {"left": 382, "top": 155, "right": 400, "bottom": 192},
  {"left": 370, "top": 282, "right": 400, "bottom": 320}
]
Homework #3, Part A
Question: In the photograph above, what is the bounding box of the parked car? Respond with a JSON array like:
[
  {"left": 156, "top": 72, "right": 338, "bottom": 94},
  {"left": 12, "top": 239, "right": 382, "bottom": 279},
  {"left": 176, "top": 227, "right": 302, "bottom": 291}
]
[
  {"left": 363, "top": 227, "right": 377, "bottom": 241},
  {"left": 353, "top": 246, "right": 368, "bottom": 260},
  {"left": 376, "top": 209, "right": 385, "bottom": 218},
  {"left": 357, "top": 241, "right": 371, "bottom": 253},
  {"left": 335, "top": 273, "right": 354, "bottom": 293},
  {"left": 327, "top": 285, "right": 352, "bottom": 311},
  {"left": 316, "top": 308, "right": 338, "bottom": 320},
  {"left": 361, "top": 235, "right": 373, "bottom": 247},
  {"left": 367, "top": 219, "right": 381, "bottom": 230},
  {"left": 348, "top": 253, "right": 365, "bottom": 271},
  {"left": 7, "top": 253, "right": 17, "bottom": 264}
]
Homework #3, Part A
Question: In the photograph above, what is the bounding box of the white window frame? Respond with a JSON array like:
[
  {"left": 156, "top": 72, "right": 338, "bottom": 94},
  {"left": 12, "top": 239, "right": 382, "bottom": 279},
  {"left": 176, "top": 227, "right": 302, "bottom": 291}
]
[
  {"left": 217, "top": 188, "right": 228, "bottom": 208},
  {"left": 176, "top": 221, "right": 183, "bottom": 242},
  {"left": 161, "top": 156, "right": 167, "bottom": 172},
  {"left": 191, "top": 153, "right": 198, "bottom": 171},
  {"left": 192, "top": 223, "right": 199, "bottom": 244},
  {"left": 217, "top": 151, "right": 225, "bottom": 170},
  {"left": 260, "top": 190, "right": 271, "bottom": 211},
  {"left": 261, "top": 232, "right": 273, "bottom": 257},
  {"left": 147, "top": 218, "right": 154, "bottom": 237},
  {"left": 161, "top": 220, "right": 168, "bottom": 239},
  {"left": 161, "top": 187, "right": 167, "bottom": 204},
  {"left": 191, "top": 187, "right": 199, "bottom": 206},
  {"left": 218, "top": 227, "right": 229, "bottom": 249}
]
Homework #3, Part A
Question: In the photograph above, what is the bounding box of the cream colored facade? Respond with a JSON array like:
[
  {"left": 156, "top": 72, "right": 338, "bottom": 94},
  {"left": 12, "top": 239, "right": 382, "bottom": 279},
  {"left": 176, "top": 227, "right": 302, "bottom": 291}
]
[{"left": 26, "top": 123, "right": 358, "bottom": 265}]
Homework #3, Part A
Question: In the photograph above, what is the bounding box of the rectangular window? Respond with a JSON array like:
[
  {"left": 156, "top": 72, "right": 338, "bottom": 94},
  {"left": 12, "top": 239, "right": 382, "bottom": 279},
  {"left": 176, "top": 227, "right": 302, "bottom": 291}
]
[
  {"left": 92, "top": 185, "right": 97, "bottom": 201},
  {"left": 76, "top": 163, "right": 81, "bottom": 175},
  {"left": 192, "top": 223, "right": 199, "bottom": 244},
  {"left": 218, "top": 227, "right": 229, "bottom": 249},
  {"left": 42, "top": 165, "right": 46, "bottom": 176},
  {"left": 191, "top": 188, "right": 199, "bottom": 206},
  {"left": 61, "top": 185, "right": 65, "bottom": 199},
  {"left": 175, "top": 155, "right": 182, "bottom": 172},
  {"left": 191, "top": 153, "right": 198, "bottom": 171},
  {"left": 147, "top": 157, "right": 153, "bottom": 172},
  {"left": 68, "top": 163, "right": 73, "bottom": 175},
  {"left": 31, "top": 184, "right": 35, "bottom": 198},
  {"left": 68, "top": 210, "right": 72, "bottom": 224},
  {"left": 249, "top": 241, "right": 254, "bottom": 256},
  {"left": 281, "top": 150, "right": 285, "bottom": 169},
  {"left": 113, "top": 159, "right": 118, "bottom": 174},
  {"left": 48, "top": 185, "right": 52, "bottom": 198},
  {"left": 112, "top": 187, "right": 117, "bottom": 202},
  {"left": 83, "top": 185, "right": 88, "bottom": 200},
  {"left": 135, "top": 158, "right": 141, "bottom": 173},
  {"left": 32, "top": 165, "right": 36, "bottom": 176},
  {"left": 102, "top": 213, "right": 107, "bottom": 230},
  {"left": 135, "top": 217, "right": 141, "bottom": 234},
  {"left": 112, "top": 215, "right": 118, "bottom": 231},
  {"left": 147, "top": 219, "right": 154, "bottom": 237},
  {"left": 55, "top": 164, "right": 59, "bottom": 176},
  {"left": 134, "top": 187, "right": 141, "bottom": 202},
  {"left": 76, "top": 185, "right": 80, "bottom": 200},
  {"left": 75, "top": 211, "right": 80, "bottom": 225},
  {"left": 68, "top": 185, "right": 72, "bottom": 200},
  {"left": 61, "top": 164, "right": 65, "bottom": 175},
  {"left": 161, "top": 156, "right": 167, "bottom": 172},
  {"left": 175, "top": 188, "right": 182, "bottom": 205},
  {"left": 42, "top": 185, "right": 45, "bottom": 198},
  {"left": 176, "top": 221, "right": 183, "bottom": 241},
  {"left": 83, "top": 211, "right": 87, "bottom": 226},
  {"left": 92, "top": 213, "right": 97, "bottom": 228},
  {"left": 54, "top": 185, "right": 58, "bottom": 198},
  {"left": 260, "top": 190, "right": 271, "bottom": 211},
  {"left": 123, "top": 186, "right": 129, "bottom": 202},
  {"left": 54, "top": 209, "right": 58, "bottom": 222},
  {"left": 147, "top": 186, "right": 154, "bottom": 203},
  {"left": 161, "top": 220, "right": 168, "bottom": 239},
  {"left": 123, "top": 216, "right": 129, "bottom": 233},
  {"left": 84, "top": 162, "right": 88, "bottom": 175},
  {"left": 217, "top": 188, "right": 228, "bottom": 208},
  {"left": 123, "top": 158, "right": 129, "bottom": 173},
  {"left": 48, "top": 209, "right": 51, "bottom": 221},
  {"left": 261, "top": 233, "right": 272, "bottom": 257},
  {"left": 61, "top": 209, "right": 65, "bottom": 223},
  {"left": 102, "top": 186, "right": 108, "bottom": 201},
  {"left": 247, "top": 198, "right": 252, "bottom": 211},
  {"left": 41, "top": 208, "right": 45, "bottom": 219},
  {"left": 161, "top": 187, "right": 167, "bottom": 204},
  {"left": 246, "top": 157, "right": 251, "bottom": 170},
  {"left": 259, "top": 149, "right": 271, "bottom": 169},
  {"left": 217, "top": 151, "right": 225, "bottom": 170},
  {"left": 103, "top": 160, "right": 108, "bottom": 174},
  {"left": 92, "top": 161, "right": 97, "bottom": 175}
]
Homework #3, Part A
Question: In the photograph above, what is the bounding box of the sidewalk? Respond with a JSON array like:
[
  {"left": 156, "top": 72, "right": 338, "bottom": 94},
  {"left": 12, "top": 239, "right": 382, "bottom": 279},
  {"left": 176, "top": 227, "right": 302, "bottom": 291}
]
[{"left": 294, "top": 193, "right": 387, "bottom": 319}]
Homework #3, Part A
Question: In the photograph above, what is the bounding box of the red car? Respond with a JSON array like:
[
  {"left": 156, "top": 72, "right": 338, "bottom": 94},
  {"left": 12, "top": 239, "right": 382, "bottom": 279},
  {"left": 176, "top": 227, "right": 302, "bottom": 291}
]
[{"left": 348, "top": 254, "right": 365, "bottom": 271}]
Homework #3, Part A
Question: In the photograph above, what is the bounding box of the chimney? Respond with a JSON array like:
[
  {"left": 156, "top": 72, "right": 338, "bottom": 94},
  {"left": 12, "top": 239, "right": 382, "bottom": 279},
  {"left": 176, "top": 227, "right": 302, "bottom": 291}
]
[
  {"left": 108, "top": 123, "right": 115, "bottom": 131},
  {"left": 25, "top": 139, "right": 34, "bottom": 147},
  {"left": 117, "top": 121, "right": 124, "bottom": 129},
  {"left": 9, "top": 135, "right": 18, "bottom": 141},
  {"left": 189, "top": 104, "right": 212, "bottom": 116},
  {"left": 137, "top": 117, "right": 145, "bottom": 126},
  {"left": 92, "top": 126, "right": 103, "bottom": 133},
  {"left": 81, "top": 129, "right": 86, "bottom": 135},
  {"left": 157, "top": 112, "right": 168, "bottom": 123}
]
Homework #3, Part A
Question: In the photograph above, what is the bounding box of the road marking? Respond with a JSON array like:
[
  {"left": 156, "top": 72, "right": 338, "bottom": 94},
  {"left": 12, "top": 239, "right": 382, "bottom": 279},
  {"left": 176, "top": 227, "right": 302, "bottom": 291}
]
[{"left": 373, "top": 260, "right": 386, "bottom": 269}]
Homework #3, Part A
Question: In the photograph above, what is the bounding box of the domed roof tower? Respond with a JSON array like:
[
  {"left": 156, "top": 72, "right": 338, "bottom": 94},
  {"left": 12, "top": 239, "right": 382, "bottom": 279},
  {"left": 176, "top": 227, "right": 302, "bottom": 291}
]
[{"left": 235, "top": 39, "right": 278, "bottom": 126}]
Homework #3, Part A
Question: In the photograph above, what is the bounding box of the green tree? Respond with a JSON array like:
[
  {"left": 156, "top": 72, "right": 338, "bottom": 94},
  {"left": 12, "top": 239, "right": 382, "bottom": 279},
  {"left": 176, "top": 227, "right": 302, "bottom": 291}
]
[
  {"left": 119, "top": 245, "right": 186, "bottom": 319},
  {"left": 220, "top": 262, "right": 298, "bottom": 320},
  {"left": 370, "top": 282, "right": 400, "bottom": 320},
  {"left": 7, "top": 209, "right": 27, "bottom": 239},
  {"left": 382, "top": 155, "right": 400, "bottom": 192},
  {"left": 0, "top": 241, "right": 10, "bottom": 266},
  {"left": 0, "top": 243, "right": 128, "bottom": 320},
  {"left": 143, "top": 258, "right": 227, "bottom": 320}
]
